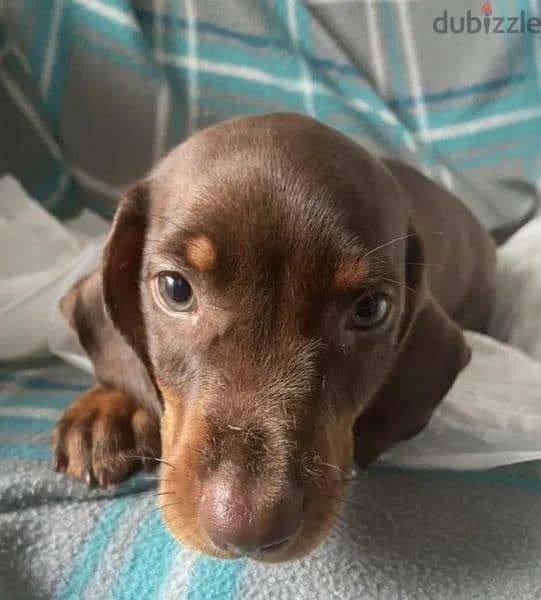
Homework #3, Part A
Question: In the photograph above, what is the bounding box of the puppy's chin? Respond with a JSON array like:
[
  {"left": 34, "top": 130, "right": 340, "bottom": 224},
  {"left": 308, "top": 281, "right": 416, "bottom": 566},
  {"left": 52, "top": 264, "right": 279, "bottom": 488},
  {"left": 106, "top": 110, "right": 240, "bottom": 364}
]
[{"left": 157, "top": 407, "right": 355, "bottom": 562}]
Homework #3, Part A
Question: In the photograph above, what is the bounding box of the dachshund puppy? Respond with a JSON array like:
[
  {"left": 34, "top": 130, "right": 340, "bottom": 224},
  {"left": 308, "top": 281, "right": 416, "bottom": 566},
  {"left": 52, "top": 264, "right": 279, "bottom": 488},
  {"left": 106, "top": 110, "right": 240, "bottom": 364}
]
[{"left": 53, "top": 113, "right": 496, "bottom": 561}]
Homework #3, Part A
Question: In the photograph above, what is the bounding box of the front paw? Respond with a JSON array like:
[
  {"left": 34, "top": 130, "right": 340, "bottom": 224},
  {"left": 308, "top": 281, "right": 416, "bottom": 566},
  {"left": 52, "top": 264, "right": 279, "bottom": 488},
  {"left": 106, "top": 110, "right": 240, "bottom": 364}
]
[{"left": 52, "top": 386, "right": 160, "bottom": 488}]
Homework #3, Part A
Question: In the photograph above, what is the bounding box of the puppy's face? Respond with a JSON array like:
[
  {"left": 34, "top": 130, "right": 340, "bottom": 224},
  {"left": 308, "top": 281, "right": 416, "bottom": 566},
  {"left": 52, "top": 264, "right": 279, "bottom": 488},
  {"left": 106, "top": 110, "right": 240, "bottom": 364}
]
[{"left": 110, "top": 115, "right": 411, "bottom": 561}]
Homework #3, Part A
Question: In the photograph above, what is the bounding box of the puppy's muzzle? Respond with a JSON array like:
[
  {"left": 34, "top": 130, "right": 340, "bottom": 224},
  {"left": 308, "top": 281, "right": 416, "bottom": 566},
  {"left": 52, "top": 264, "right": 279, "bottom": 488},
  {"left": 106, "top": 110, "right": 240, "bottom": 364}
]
[{"left": 199, "top": 470, "right": 304, "bottom": 557}]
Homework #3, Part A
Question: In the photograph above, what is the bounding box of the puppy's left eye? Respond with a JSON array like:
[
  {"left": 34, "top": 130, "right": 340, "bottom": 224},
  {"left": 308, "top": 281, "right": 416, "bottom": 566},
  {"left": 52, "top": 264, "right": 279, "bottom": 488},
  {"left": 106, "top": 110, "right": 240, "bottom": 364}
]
[
  {"left": 156, "top": 272, "right": 194, "bottom": 311},
  {"left": 350, "top": 293, "right": 390, "bottom": 329}
]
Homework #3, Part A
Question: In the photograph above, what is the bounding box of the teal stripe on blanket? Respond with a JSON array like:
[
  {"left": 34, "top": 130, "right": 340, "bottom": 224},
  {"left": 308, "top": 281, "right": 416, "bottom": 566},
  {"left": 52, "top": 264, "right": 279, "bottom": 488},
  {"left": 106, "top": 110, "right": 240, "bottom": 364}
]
[
  {"left": 0, "top": 416, "right": 55, "bottom": 433},
  {"left": 55, "top": 496, "right": 134, "bottom": 600},
  {"left": 389, "top": 74, "right": 527, "bottom": 110},
  {"left": 450, "top": 142, "right": 541, "bottom": 171},
  {"left": 0, "top": 444, "right": 51, "bottom": 460},
  {"left": 381, "top": 3, "right": 406, "bottom": 119},
  {"left": 186, "top": 556, "right": 246, "bottom": 600},
  {"left": 431, "top": 115, "right": 541, "bottom": 155},
  {"left": 108, "top": 509, "right": 178, "bottom": 600},
  {"left": 0, "top": 372, "right": 90, "bottom": 392},
  {"left": 0, "top": 393, "right": 76, "bottom": 410},
  {"left": 426, "top": 87, "right": 540, "bottom": 131}
]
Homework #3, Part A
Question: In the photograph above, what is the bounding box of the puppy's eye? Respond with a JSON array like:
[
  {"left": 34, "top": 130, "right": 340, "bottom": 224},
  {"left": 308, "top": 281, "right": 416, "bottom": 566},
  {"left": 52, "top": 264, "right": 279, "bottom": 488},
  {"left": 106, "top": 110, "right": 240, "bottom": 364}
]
[
  {"left": 350, "top": 293, "right": 390, "bottom": 329},
  {"left": 157, "top": 272, "right": 193, "bottom": 311}
]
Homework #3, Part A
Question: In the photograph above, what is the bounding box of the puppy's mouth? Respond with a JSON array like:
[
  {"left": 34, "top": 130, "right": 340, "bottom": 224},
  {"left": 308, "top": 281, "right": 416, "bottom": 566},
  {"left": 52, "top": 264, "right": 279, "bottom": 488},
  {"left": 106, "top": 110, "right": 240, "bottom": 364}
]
[{"left": 157, "top": 403, "right": 354, "bottom": 562}]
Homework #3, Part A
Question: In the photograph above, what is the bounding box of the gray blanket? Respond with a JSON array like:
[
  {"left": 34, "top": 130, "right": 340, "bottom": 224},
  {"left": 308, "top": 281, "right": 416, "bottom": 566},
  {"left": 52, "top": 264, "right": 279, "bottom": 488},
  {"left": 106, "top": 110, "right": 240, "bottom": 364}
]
[{"left": 3, "top": 361, "right": 541, "bottom": 599}]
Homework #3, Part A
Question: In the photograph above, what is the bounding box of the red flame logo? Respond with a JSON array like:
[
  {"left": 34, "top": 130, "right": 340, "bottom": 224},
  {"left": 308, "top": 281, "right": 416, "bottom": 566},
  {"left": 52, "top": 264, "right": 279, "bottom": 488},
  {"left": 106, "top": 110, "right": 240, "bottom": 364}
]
[{"left": 481, "top": 1, "right": 493, "bottom": 16}]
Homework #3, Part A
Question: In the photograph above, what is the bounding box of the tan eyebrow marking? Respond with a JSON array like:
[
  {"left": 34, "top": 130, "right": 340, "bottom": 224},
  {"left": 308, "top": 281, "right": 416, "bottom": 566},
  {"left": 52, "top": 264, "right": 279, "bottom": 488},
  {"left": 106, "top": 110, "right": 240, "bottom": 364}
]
[
  {"left": 334, "top": 256, "right": 370, "bottom": 291},
  {"left": 185, "top": 235, "right": 216, "bottom": 272}
]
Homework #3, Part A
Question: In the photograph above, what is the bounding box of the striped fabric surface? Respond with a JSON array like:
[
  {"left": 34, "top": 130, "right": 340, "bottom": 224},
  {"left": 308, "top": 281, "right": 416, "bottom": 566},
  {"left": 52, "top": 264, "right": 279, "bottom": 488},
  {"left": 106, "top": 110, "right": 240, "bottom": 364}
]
[
  {"left": 0, "top": 0, "right": 540, "bottom": 226},
  {"left": 4, "top": 361, "right": 541, "bottom": 599}
]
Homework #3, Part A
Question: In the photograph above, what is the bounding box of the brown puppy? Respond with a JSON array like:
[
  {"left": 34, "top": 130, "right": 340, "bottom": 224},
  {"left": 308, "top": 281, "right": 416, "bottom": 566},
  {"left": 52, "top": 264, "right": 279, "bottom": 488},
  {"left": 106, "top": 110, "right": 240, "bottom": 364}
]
[{"left": 53, "top": 113, "right": 496, "bottom": 561}]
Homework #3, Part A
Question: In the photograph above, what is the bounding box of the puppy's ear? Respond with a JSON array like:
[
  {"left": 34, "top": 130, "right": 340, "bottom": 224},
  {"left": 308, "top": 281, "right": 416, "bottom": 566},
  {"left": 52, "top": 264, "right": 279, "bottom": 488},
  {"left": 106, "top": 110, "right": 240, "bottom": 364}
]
[
  {"left": 59, "top": 269, "right": 159, "bottom": 413},
  {"left": 354, "top": 228, "right": 471, "bottom": 466},
  {"left": 102, "top": 181, "right": 151, "bottom": 367}
]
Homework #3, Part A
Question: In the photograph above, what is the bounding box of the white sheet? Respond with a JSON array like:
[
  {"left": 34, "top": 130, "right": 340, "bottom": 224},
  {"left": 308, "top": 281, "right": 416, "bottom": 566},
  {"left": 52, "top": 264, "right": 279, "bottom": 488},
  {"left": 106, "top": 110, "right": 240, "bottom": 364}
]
[{"left": 0, "top": 176, "right": 108, "bottom": 361}]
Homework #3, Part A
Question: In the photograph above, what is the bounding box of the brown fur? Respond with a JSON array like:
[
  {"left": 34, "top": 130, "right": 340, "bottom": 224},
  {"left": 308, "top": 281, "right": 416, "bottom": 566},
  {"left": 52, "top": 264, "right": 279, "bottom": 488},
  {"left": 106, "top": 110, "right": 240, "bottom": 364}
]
[
  {"left": 184, "top": 235, "right": 216, "bottom": 272},
  {"left": 52, "top": 386, "right": 160, "bottom": 487},
  {"left": 52, "top": 113, "right": 496, "bottom": 561},
  {"left": 334, "top": 256, "right": 370, "bottom": 291}
]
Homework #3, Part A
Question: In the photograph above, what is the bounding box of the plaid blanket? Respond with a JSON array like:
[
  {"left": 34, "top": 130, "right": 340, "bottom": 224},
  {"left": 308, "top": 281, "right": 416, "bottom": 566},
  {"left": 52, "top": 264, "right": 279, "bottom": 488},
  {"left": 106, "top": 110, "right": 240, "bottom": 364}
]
[
  {"left": 1, "top": 0, "right": 540, "bottom": 225},
  {"left": 4, "top": 361, "right": 541, "bottom": 599}
]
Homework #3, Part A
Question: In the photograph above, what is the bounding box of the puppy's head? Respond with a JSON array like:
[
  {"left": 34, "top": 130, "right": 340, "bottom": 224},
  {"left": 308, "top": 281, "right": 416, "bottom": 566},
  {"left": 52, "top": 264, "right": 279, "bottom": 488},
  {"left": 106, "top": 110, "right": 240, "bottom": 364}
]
[{"left": 103, "top": 114, "right": 426, "bottom": 560}]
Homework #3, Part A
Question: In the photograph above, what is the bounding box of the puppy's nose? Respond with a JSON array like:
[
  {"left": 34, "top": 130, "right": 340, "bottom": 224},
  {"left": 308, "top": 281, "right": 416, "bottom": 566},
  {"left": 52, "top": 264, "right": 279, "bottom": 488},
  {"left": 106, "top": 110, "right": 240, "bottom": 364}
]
[{"left": 199, "top": 477, "right": 303, "bottom": 556}]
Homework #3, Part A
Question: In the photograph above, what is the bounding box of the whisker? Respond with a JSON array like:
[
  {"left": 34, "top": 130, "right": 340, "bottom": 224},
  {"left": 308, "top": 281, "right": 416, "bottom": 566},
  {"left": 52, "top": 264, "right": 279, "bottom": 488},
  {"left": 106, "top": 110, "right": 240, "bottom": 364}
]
[
  {"left": 144, "top": 241, "right": 179, "bottom": 247},
  {"left": 361, "top": 233, "right": 417, "bottom": 260},
  {"left": 132, "top": 490, "right": 174, "bottom": 500},
  {"left": 123, "top": 455, "right": 176, "bottom": 470},
  {"left": 139, "top": 501, "right": 181, "bottom": 519},
  {"left": 147, "top": 212, "right": 186, "bottom": 232},
  {"left": 379, "top": 276, "right": 416, "bottom": 294},
  {"left": 159, "top": 501, "right": 183, "bottom": 512},
  {"left": 362, "top": 231, "right": 444, "bottom": 261},
  {"left": 320, "top": 461, "right": 348, "bottom": 475}
]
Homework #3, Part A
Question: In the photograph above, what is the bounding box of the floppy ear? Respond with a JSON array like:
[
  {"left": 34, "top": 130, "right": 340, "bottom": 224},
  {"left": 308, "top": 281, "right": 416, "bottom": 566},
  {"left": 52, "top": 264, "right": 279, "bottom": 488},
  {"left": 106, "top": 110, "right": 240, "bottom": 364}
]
[
  {"left": 59, "top": 268, "right": 159, "bottom": 414},
  {"left": 60, "top": 181, "right": 160, "bottom": 412},
  {"left": 102, "top": 181, "right": 151, "bottom": 369},
  {"left": 354, "top": 228, "right": 471, "bottom": 467}
]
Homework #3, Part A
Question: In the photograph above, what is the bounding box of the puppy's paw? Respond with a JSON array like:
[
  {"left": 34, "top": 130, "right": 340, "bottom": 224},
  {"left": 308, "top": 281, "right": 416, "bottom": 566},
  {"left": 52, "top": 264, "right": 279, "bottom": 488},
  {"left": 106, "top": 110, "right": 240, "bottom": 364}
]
[{"left": 52, "top": 386, "right": 160, "bottom": 488}]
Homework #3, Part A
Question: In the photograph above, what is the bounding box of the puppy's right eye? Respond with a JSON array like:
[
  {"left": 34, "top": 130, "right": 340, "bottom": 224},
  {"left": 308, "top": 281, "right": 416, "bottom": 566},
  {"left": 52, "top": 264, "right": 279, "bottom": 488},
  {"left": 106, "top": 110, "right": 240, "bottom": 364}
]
[
  {"left": 156, "top": 272, "right": 194, "bottom": 311},
  {"left": 350, "top": 293, "right": 390, "bottom": 329}
]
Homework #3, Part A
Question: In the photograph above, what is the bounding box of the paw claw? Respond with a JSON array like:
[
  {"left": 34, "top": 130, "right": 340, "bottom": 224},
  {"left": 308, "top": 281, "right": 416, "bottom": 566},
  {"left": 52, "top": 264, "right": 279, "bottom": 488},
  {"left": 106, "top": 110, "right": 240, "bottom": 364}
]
[
  {"left": 98, "top": 470, "right": 109, "bottom": 489},
  {"left": 54, "top": 455, "right": 67, "bottom": 473},
  {"left": 85, "top": 471, "right": 97, "bottom": 488}
]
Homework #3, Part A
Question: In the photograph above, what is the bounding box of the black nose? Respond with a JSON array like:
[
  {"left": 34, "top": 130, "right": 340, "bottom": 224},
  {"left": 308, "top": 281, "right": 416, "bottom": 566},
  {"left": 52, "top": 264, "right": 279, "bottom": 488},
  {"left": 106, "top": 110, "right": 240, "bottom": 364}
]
[{"left": 199, "top": 476, "right": 303, "bottom": 556}]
